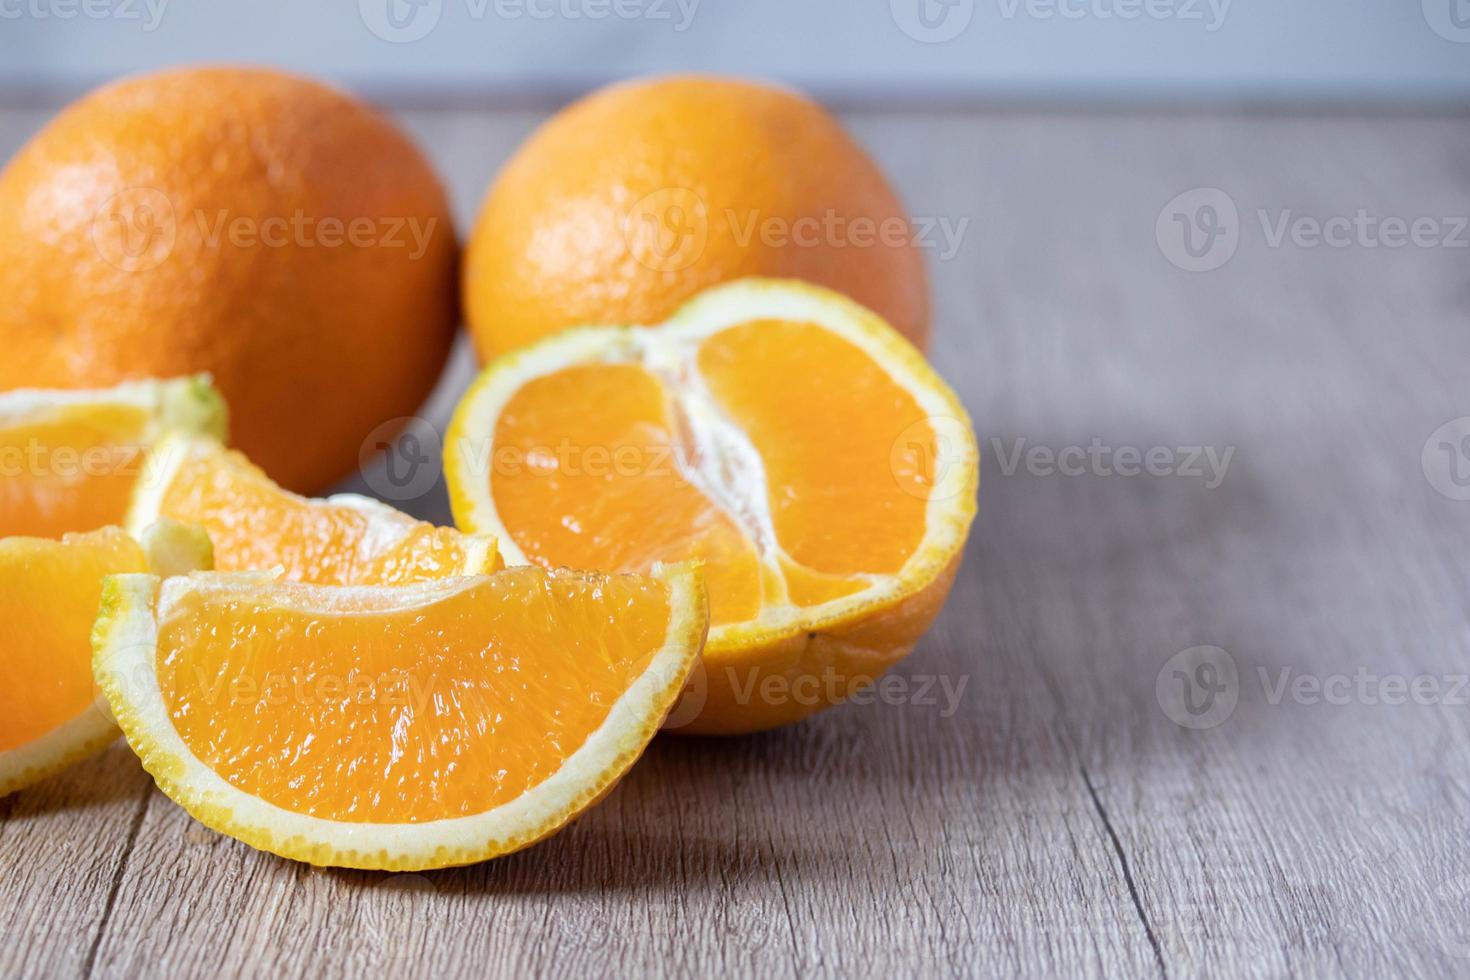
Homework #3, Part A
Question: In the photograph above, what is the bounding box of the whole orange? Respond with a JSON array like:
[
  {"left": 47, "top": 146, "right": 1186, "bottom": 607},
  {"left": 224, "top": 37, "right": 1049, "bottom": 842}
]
[
  {"left": 0, "top": 67, "right": 458, "bottom": 493},
  {"left": 463, "top": 75, "right": 930, "bottom": 357}
]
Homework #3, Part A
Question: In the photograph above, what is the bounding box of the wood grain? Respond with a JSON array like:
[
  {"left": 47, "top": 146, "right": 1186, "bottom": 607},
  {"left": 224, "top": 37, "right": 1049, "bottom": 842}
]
[{"left": 2, "top": 103, "right": 1468, "bottom": 978}]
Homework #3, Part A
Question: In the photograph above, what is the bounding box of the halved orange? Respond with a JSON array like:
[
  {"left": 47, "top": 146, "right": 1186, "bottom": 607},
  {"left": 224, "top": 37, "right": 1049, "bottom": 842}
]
[
  {"left": 0, "top": 376, "right": 226, "bottom": 539},
  {"left": 0, "top": 522, "right": 211, "bottom": 796},
  {"left": 446, "top": 278, "right": 978, "bottom": 733},
  {"left": 93, "top": 562, "right": 707, "bottom": 870},
  {"left": 128, "top": 434, "right": 498, "bottom": 585}
]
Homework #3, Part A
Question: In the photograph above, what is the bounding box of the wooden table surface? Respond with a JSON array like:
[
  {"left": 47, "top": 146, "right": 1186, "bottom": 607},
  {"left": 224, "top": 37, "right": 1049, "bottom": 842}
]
[{"left": 1, "top": 102, "right": 1468, "bottom": 979}]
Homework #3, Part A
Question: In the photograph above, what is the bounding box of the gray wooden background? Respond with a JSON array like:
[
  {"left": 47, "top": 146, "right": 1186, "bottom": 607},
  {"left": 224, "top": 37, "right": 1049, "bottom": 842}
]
[{"left": 1, "top": 103, "right": 1468, "bottom": 978}]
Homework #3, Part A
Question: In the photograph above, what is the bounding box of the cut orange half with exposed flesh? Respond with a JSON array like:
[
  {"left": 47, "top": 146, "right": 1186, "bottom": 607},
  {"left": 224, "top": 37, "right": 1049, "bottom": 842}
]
[
  {"left": 0, "top": 522, "right": 211, "bottom": 796},
  {"left": 92, "top": 562, "right": 707, "bottom": 870},
  {"left": 128, "top": 434, "right": 498, "bottom": 585},
  {"left": 0, "top": 376, "right": 226, "bottom": 539},
  {"left": 446, "top": 278, "right": 978, "bottom": 734}
]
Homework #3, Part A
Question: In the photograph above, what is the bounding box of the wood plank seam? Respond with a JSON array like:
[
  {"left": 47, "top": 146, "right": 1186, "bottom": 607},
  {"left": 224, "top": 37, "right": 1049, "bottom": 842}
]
[{"left": 1081, "top": 765, "right": 1169, "bottom": 980}]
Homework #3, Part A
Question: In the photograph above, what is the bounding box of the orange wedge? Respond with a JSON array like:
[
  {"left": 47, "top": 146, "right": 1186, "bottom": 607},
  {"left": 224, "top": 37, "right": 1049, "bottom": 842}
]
[
  {"left": 128, "top": 434, "right": 498, "bottom": 585},
  {"left": 1, "top": 522, "right": 211, "bottom": 796},
  {"left": 446, "top": 278, "right": 978, "bottom": 733},
  {"left": 0, "top": 376, "right": 226, "bottom": 539},
  {"left": 93, "top": 563, "right": 706, "bottom": 869}
]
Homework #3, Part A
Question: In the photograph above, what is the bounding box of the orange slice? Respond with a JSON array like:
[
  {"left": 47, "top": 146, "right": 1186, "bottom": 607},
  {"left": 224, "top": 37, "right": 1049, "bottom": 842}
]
[
  {"left": 128, "top": 434, "right": 498, "bottom": 585},
  {"left": 0, "top": 522, "right": 211, "bottom": 796},
  {"left": 446, "top": 278, "right": 978, "bottom": 733},
  {"left": 0, "top": 376, "right": 226, "bottom": 539},
  {"left": 93, "top": 563, "right": 706, "bottom": 869}
]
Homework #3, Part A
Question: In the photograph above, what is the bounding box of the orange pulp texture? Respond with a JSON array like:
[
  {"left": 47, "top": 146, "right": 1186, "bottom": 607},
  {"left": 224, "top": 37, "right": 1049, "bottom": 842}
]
[
  {"left": 489, "top": 319, "right": 936, "bottom": 628},
  {"left": 155, "top": 567, "right": 673, "bottom": 823},
  {"left": 0, "top": 528, "right": 145, "bottom": 749},
  {"left": 154, "top": 443, "right": 495, "bottom": 586},
  {"left": 0, "top": 405, "right": 152, "bottom": 539}
]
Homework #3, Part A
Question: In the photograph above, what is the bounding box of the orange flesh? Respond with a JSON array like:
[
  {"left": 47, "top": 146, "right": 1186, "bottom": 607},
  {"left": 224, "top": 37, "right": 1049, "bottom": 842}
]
[
  {"left": 155, "top": 567, "right": 672, "bottom": 823},
  {"left": 490, "top": 364, "right": 765, "bottom": 624},
  {"left": 0, "top": 406, "right": 151, "bottom": 539},
  {"left": 489, "top": 320, "right": 935, "bottom": 627},
  {"left": 158, "top": 444, "right": 494, "bottom": 585},
  {"left": 0, "top": 528, "right": 146, "bottom": 749}
]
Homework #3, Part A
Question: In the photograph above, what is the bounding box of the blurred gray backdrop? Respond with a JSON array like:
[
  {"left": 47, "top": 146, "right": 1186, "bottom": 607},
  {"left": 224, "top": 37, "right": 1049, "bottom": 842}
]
[{"left": 1, "top": 0, "right": 1468, "bottom": 105}]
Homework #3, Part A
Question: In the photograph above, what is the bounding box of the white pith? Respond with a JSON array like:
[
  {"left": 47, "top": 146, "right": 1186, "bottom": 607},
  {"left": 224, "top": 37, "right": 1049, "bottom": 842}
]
[
  {"left": 93, "top": 563, "right": 703, "bottom": 869},
  {"left": 447, "top": 279, "right": 979, "bottom": 650},
  {"left": 633, "top": 329, "right": 791, "bottom": 599},
  {"left": 0, "top": 377, "right": 175, "bottom": 423}
]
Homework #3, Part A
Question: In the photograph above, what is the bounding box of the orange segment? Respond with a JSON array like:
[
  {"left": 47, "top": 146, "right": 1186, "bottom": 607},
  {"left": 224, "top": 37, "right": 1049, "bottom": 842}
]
[
  {"left": 696, "top": 318, "right": 933, "bottom": 579},
  {"left": 447, "top": 278, "right": 979, "bottom": 733},
  {"left": 0, "top": 406, "right": 149, "bottom": 539},
  {"left": 93, "top": 563, "right": 708, "bottom": 868},
  {"left": 0, "top": 377, "right": 226, "bottom": 540},
  {"left": 0, "top": 520, "right": 211, "bottom": 796},
  {"left": 483, "top": 322, "right": 932, "bottom": 623},
  {"left": 491, "top": 363, "right": 762, "bottom": 623},
  {"left": 0, "top": 528, "right": 144, "bottom": 752},
  {"left": 131, "top": 435, "right": 498, "bottom": 586},
  {"left": 157, "top": 567, "right": 672, "bottom": 823}
]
